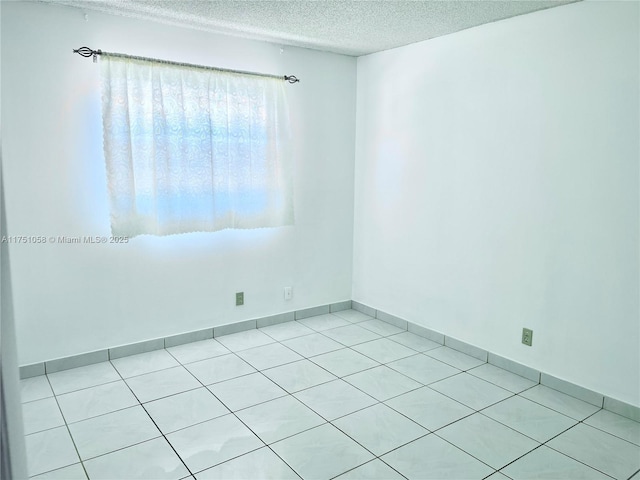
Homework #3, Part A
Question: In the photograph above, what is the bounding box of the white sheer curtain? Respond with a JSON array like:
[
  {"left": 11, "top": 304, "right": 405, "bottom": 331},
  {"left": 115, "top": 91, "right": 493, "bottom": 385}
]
[{"left": 100, "top": 55, "right": 294, "bottom": 237}]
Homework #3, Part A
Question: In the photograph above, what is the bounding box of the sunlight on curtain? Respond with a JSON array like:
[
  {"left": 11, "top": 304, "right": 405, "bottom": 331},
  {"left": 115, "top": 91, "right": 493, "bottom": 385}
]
[{"left": 100, "top": 55, "right": 294, "bottom": 237}]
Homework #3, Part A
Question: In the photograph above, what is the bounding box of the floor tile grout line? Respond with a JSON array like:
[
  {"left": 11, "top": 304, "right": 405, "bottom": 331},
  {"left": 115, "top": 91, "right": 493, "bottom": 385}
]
[
  {"left": 209, "top": 349, "right": 424, "bottom": 427},
  {"left": 422, "top": 348, "right": 488, "bottom": 371},
  {"left": 293, "top": 346, "right": 425, "bottom": 402},
  {"left": 77, "top": 433, "right": 168, "bottom": 466},
  {"left": 206, "top": 377, "right": 288, "bottom": 413},
  {"left": 383, "top": 330, "right": 443, "bottom": 352},
  {"left": 521, "top": 381, "right": 609, "bottom": 412},
  {"left": 104, "top": 317, "right": 440, "bottom": 382},
  {"left": 19, "top": 393, "right": 56, "bottom": 406},
  {"left": 580, "top": 409, "right": 640, "bottom": 447},
  {"left": 33, "top": 414, "right": 636, "bottom": 473},
  {"left": 22, "top": 317, "right": 406, "bottom": 395},
  {"left": 109, "top": 352, "right": 185, "bottom": 380},
  {"left": 46, "top": 368, "right": 125, "bottom": 397},
  {"left": 330, "top": 415, "right": 430, "bottom": 459},
  {"left": 391, "top": 380, "right": 518, "bottom": 436},
  {"left": 282, "top": 346, "right": 530, "bottom": 476},
  {"left": 22, "top": 318, "right": 639, "bottom": 479},
  {"left": 326, "top": 457, "right": 409, "bottom": 480},
  {"left": 23, "top": 382, "right": 136, "bottom": 432},
  {"left": 268, "top": 420, "right": 376, "bottom": 479},
  {"left": 540, "top": 425, "right": 632, "bottom": 479},
  {"left": 474, "top": 409, "right": 557, "bottom": 445},
  {"left": 420, "top": 372, "right": 516, "bottom": 410},
  {"left": 166, "top": 341, "right": 232, "bottom": 366},
  {"left": 382, "top": 395, "right": 476, "bottom": 435},
  {"left": 339, "top": 358, "right": 433, "bottom": 389},
  {"left": 378, "top": 427, "right": 501, "bottom": 476},
  {"left": 39, "top": 373, "right": 90, "bottom": 479},
  {"left": 431, "top": 429, "right": 522, "bottom": 473},
  {"left": 19, "top": 398, "right": 66, "bottom": 437},
  {"left": 19, "top": 310, "right": 621, "bottom": 410},
  {"left": 513, "top": 389, "right": 593, "bottom": 421},
  {"left": 257, "top": 329, "right": 343, "bottom": 387},
  {"left": 34, "top": 358, "right": 632, "bottom": 434},
  {"left": 306, "top": 350, "right": 383, "bottom": 375},
  {"left": 164, "top": 327, "right": 424, "bottom": 478},
  {"left": 506, "top": 439, "right": 618, "bottom": 480},
  {"left": 165, "top": 340, "right": 365, "bottom": 414},
  {"left": 465, "top": 366, "right": 538, "bottom": 394},
  {"left": 384, "top": 356, "right": 463, "bottom": 384},
  {"left": 496, "top": 471, "right": 514, "bottom": 480},
  {"left": 35, "top": 335, "right": 478, "bottom": 400},
  {"left": 175, "top": 359, "right": 309, "bottom": 480},
  {"left": 27, "top": 387, "right": 637, "bottom": 479},
  {"left": 106, "top": 359, "right": 195, "bottom": 479},
  {"left": 485, "top": 472, "right": 508, "bottom": 480},
  {"left": 189, "top": 444, "right": 294, "bottom": 479},
  {"left": 544, "top": 417, "right": 623, "bottom": 476},
  {"left": 515, "top": 387, "right": 602, "bottom": 423},
  {"left": 494, "top": 443, "right": 550, "bottom": 477},
  {"left": 45, "top": 377, "right": 129, "bottom": 401},
  {"left": 51, "top": 367, "right": 229, "bottom": 427}
]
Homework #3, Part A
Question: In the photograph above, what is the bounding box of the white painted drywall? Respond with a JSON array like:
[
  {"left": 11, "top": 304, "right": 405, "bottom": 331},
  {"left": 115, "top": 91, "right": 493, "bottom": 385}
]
[
  {"left": 1, "top": 0, "right": 29, "bottom": 472},
  {"left": 2, "top": 2, "right": 356, "bottom": 364},
  {"left": 354, "top": 1, "right": 639, "bottom": 405},
  {"left": 1, "top": 167, "right": 29, "bottom": 480}
]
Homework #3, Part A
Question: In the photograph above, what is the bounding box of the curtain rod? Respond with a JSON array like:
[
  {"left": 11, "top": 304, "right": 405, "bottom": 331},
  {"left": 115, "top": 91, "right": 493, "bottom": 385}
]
[{"left": 73, "top": 46, "right": 300, "bottom": 84}]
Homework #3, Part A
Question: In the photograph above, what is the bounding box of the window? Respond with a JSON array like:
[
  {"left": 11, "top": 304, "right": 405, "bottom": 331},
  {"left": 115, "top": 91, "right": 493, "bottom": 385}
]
[{"left": 100, "top": 55, "right": 294, "bottom": 237}]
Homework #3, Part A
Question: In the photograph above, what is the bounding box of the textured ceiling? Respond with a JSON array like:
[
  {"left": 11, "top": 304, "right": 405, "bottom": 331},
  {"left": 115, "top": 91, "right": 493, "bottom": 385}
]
[{"left": 44, "top": 0, "right": 578, "bottom": 56}]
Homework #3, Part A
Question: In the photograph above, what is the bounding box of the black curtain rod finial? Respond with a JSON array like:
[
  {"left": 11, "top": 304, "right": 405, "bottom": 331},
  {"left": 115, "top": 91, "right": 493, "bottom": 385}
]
[
  {"left": 73, "top": 46, "right": 100, "bottom": 57},
  {"left": 284, "top": 75, "right": 300, "bottom": 84},
  {"left": 73, "top": 46, "right": 101, "bottom": 62}
]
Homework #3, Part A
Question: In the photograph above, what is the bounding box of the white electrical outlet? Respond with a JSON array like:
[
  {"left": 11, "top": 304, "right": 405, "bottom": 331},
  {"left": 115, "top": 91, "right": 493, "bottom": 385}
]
[{"left": 284, "top": 286, "right": 293, "bottom": 300}]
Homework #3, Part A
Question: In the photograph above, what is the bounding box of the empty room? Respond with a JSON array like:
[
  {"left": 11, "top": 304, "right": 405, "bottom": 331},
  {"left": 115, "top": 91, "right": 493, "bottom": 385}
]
[{"left": 1, "top": 0, "right": 639, "bottom": 478}]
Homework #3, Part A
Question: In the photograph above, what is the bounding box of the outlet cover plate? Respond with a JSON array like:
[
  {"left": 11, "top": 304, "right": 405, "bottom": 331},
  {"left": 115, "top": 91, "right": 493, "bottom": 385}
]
[
  {"left": 284, "top": 287, "right": 292, "bottom": 300},
  {"left": 522, "top": 328, "right": 533, "bottom": 346},
  {"left": 236, "top": 292, "right": 244, "bottom": 306}
]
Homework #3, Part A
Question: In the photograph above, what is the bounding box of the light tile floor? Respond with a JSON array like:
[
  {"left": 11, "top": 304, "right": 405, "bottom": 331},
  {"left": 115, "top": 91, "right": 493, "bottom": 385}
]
[{"left": 20, "top": 310, "right": 640, "bottom": 480}]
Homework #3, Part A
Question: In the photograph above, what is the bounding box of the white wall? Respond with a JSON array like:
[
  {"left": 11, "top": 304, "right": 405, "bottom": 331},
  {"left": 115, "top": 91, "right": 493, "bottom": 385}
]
[
  {"left": 1, "top": 0, "right": 29, "bottom": 473},
  {"left": 1, "top": 168, "right": 29, "bottom": 480},
  {"left": 2, "top": 2, "right": 356, "bottom": 364},
  {"left": 354, "top": 1, "right": 639, "bottom": 406}
]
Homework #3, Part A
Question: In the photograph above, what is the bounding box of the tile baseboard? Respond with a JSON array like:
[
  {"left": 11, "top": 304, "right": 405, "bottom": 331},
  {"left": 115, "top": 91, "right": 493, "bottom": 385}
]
[
  {"left": 445, "top": 337, "right": 488, "bottom": 362},
  {"left": 604, "top": 396, "right": 640, "bottom": 422},
  {"left": 488, "top": 352, "right": 540, "bottom": 383},
  {"left": 351, "top": 301, "right": 639, "bottom": 422},
  {"left": 330, "top": 300, "right": 352, "bottom": 313},
  {"left": 351, "top": 301, "right": 376, "bottom": 318},
  {"left": 408, "top": 323, "right": 445, "bottom": 344},
  {"left": 109, "top": 338, "right": 164, "bottom": 360},
  {"left": 256, "top": 312, "right": 295, "bottom": 328},
  {"left": 294, "top": 305, "right": 331, "bottom": 320},
  {"left": 164, "top": 328, "right": 214, "bottom": 348},
  {"left": 213, "top": 319, "right": 257, "bottom": 337},
  {"left": 18, "top": 301, "right": 346, "bottom": 376},
  {"left": 541, "top": 373, "right": 604, "bottom": 408},
  {"left": 19, "top": 362, "right": 45, "bottom": 379},
  {"left": 376, "top": 310, "right": 408, "bottom": 330},
  {"left": 18, "top": 299, "right": 640, "bottom": 422},
  {"left": 45, "top": 349, "right": 108, "bottom": 374}
]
